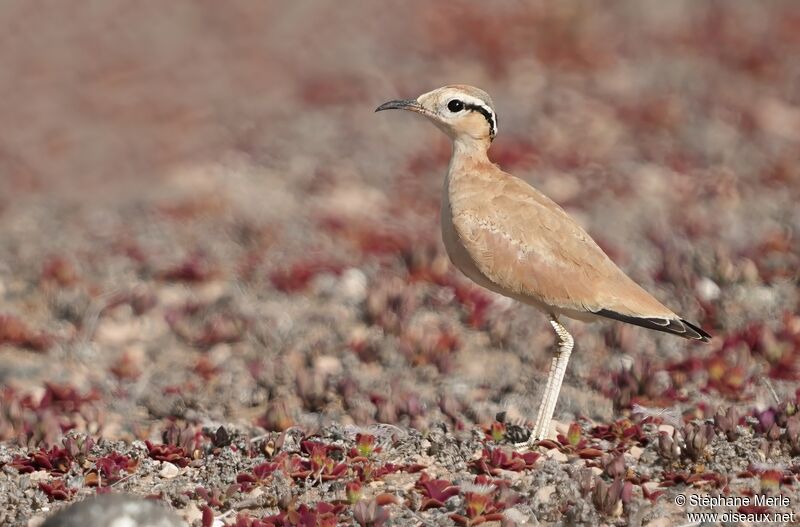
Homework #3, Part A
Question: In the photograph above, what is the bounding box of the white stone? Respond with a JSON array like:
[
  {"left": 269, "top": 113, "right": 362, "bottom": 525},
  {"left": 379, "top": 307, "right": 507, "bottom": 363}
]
[
  {"left": 337, "top": 268, "right": 367, "bottom": 303},
  {"left": 695, "top": 277, "right": 721, "bottom": 301},
  {"left": 29, "top": 470, "right": 50, "bottom": 481},
  {"left": 314, "top": 355, "right": 342, "bottom": 376},
  {"left": 159, "top": 461, "right": 180, "bottom": 479}
]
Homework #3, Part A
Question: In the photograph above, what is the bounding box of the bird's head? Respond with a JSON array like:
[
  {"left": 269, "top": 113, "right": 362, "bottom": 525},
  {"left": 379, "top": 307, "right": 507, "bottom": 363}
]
[{"left": 376, "top": 85, "right": 497, "bottom": 144}]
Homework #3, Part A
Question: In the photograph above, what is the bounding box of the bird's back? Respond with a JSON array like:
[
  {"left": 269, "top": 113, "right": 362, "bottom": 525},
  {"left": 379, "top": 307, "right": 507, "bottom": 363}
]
[{"left": 443, "top": 159, "right": 680, "bottom": 323}]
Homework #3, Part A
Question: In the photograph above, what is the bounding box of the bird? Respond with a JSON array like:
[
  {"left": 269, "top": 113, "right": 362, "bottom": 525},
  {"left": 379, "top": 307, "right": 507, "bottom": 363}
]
[{"left": 376, "top": 85, "right": 711, "bottom": 443}]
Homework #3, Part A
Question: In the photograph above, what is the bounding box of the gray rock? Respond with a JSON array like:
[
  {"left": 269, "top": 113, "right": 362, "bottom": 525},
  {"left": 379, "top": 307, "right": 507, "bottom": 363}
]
[{"left": 41, "top": 494, "right": 185, "bottom": 527}]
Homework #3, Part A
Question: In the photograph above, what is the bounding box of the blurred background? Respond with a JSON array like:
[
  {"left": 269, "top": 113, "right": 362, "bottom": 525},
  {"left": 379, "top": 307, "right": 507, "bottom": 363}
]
[{"left": 1, "top": 0, "right": 799, "bottom": 446}]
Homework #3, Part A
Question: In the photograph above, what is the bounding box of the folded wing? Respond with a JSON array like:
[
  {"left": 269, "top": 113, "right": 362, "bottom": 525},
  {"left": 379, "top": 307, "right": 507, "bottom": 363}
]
[{"left": 449, "top": 168, "right": 708, "bottom": 341}]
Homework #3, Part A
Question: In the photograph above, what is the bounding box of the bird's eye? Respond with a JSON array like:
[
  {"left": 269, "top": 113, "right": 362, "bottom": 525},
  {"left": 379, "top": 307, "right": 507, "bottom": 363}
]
[{"left": 447, "top": 99, "right": 464, "bottom": 112}]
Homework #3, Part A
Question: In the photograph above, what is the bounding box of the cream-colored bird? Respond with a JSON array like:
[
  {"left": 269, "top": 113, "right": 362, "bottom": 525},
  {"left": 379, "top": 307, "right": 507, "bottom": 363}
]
[{"left": 376, "top": 85, "right": 710, "bottom": 443}]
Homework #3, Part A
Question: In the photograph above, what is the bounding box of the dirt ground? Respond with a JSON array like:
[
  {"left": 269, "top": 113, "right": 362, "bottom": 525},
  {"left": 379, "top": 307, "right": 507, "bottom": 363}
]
[{"left": 1, "top": 1, "right": 800, "bottom": 525}]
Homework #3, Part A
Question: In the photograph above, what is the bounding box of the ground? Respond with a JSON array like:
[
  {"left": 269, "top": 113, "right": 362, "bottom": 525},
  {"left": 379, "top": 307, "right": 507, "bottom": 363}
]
[{"left": 1, "top": 1, "right": 800, "bottom": 526}]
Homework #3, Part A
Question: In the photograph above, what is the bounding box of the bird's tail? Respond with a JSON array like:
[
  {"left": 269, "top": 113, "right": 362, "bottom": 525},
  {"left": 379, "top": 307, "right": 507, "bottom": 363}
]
[{"left": 595, "top": 309, "right": 711, "bottom": 342}]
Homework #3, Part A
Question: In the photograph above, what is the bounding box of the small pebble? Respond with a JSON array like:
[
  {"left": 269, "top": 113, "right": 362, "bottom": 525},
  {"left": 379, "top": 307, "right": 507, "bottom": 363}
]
[
  {"left": 695, "top": 277, "right": 721, "bottom": 301},
  {"left": 337, "top": 268, "right": 367, "bottom": 303},
  {"left": 159, "top": 461, "right": 180, "bottom": 479}
]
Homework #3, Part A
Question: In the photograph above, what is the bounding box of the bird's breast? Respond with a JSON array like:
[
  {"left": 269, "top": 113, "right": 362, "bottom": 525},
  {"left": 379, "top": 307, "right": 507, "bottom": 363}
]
[{"left": 440, "top": 173, "right": 502, "bottom": 292}]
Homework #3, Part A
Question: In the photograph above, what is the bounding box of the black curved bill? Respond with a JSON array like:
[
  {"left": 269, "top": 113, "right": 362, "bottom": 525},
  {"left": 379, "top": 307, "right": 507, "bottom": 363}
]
[{"left": 375, "top": 99, "right": 423, "bottom": 112}]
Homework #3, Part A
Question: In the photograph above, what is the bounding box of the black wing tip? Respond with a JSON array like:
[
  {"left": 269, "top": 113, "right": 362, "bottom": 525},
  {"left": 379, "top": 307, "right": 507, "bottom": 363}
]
[
  {"left": 596, "top": 309, "right": 711, "bottom": 342},
  {"left": 680, "top": 318, "right": 712, "bottom": 342}
]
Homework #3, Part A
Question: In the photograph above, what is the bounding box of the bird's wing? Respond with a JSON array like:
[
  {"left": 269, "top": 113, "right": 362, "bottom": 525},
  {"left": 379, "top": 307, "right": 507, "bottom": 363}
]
[{"left": 449, "top": 167, "right": 676, "bottom": 320}]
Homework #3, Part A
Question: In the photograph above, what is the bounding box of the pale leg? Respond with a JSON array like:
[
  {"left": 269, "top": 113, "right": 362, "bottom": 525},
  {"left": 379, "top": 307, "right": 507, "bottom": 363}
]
[
  {"left": 530, "top": 316, "right": 574, "bottom": 443},
  {"left": 532, "top": 352, "right": 558, "bottom": 438}
]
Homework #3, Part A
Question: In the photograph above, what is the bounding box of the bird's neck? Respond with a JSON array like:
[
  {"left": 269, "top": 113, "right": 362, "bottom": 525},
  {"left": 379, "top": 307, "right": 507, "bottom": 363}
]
[
  {"left": 448, "top": 137, "right": 492, "bottom": 179},
  {"left": 452, "top": 136, "right": 490, "bottom": 158}
]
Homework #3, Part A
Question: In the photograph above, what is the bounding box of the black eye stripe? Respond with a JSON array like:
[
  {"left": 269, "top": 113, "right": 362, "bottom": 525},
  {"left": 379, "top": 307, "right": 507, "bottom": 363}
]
[{"left": 463, "top": 103, "right": 497, "bottom": 138}]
